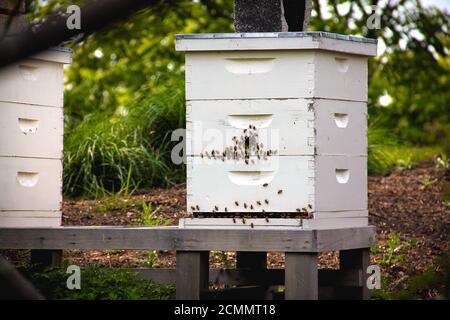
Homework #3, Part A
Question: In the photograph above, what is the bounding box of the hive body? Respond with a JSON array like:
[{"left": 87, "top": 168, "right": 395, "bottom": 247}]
[
  {"left": 0, "top": 48, "right": 71, "bottom": 227},
  {"left": 176, "top": 32, "right": 377, "bottom": 229}
]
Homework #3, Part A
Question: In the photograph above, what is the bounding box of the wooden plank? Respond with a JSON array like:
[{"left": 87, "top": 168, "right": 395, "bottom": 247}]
[
  {"left": 176, "top": 251, "right": 209, "bottom": 300},
  {"left": 337, "top": 248, "right": 371, "bottom": 300},
  {"left": 285, "top": 252, "right": 318, "bottom": 300},
  {"left": 0, "top": 226, "right": 375, "bottom": 252},
  {"left": 0, "top": 227, "right": 314, "bottom": 252},
  {"left": 133, "top": 268, "right": 361, "bottom": 287},
  {"left": 315, "top": 226, "right": 377, "bottom": 251}
]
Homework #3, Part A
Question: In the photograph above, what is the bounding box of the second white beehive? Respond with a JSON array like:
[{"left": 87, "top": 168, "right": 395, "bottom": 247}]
[{"left": 0, "top": 48, "right": 72, "bottom": 227}]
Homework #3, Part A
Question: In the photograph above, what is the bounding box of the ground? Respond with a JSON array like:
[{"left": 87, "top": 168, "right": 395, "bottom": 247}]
[{"left": 2, "top": 161, "right": 449, "bottom": 297}]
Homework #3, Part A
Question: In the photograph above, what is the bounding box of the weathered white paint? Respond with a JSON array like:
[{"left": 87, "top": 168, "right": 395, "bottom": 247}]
[
  {"left": 186, "top": 98, "right": 366, "bottom": 157},
  {"left": 0, "top": 58, "right": 64, "bottom": 107},
  {"left": 176, "top": 33, "right": 377, "bottom": 57},
  {"left": 0, "top": 101, "right": 63, "bottom": 158},
  {"left": 187, "top": 155, "right": 367, "bottom": 213},
  {"left": 184, "top": 50, "right": 368, "bottom": 101},
  {"left": 0, "top": 154, "right": 62, "bottom": 212}
]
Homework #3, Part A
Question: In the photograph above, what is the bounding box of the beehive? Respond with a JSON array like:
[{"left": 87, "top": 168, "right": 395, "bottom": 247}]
[
  {"left": 176, "top": 32, "right": 377, "bottom": 229},
  {"left": 0, "top": 48, "right": 72, "bottom": 227}
]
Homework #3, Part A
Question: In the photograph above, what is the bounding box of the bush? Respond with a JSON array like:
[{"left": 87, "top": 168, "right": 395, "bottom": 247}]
[{"left": 23, "top": 264, "right": 175, "bottom": 300}]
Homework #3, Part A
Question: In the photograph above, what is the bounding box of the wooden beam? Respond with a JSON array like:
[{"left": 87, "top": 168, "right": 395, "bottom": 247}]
[
  {"left": 176, "top": 251, "right": 209, "bottom": 300},
  {"left": 314, "top": 227, "right": 377, "bottom": 252},
  {"left": 285, "top": 252, "right": 318, "bottom": 300},
  {"left": 133, "top": 268, "right": 362, "bottom": 287},
  {"left": 0, "top": 226, "right": 375, "bottom": 252}
]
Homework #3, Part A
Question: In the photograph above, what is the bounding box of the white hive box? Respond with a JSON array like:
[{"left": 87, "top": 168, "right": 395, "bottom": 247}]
[
  {"left": 176, "top": 32, "right": 377, "bottom": 229},
  {"left": 0, "top": 47, "right": 72, "bottom": 228}
]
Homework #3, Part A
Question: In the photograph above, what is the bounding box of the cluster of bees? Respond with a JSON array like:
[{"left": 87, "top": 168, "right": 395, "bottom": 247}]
[
  {"left": 191, "top": 125, "right": 312, "bottom": 227},
  {"left": 200, "top": 125, "right": 278, "bottom": 164},
  {"left": 190, "top": 182, "right": 313, "bottom": 226}
]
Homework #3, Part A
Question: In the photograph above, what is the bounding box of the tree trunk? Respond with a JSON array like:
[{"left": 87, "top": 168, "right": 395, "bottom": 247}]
[{"left": 234, "top": 0, "right": 312, "bottom": 33}]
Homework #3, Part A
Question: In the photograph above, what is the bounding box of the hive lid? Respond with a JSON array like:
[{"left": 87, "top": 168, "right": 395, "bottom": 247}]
[
  {"left": 176, "top": 31, "right": 377, "bottom": 57},
  {"left": 31, "top": 47, "right": 73, "bottom": 64}
]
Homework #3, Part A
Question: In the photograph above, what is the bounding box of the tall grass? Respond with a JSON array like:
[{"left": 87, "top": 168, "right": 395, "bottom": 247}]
[
  {"left": 368, "top": 117, "right": 398, "bottom": 175},
  {"left": 64, "top": 80, "right": 185, "bottom": 197}
]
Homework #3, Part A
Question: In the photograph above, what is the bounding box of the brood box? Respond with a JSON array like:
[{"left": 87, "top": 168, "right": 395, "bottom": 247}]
[
  {"left": 0, "top": 48, "right": 72, "bottom": 228},
  {"left": 176, "top": 32, "right": 377, "bottom": 229}
]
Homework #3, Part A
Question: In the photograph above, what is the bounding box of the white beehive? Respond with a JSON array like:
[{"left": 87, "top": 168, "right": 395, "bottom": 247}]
[
  {"left": 176, "top": 32, "right": 377, "bottom": 229},
  {"left": 0, "top": 48, "right": 72, "bottom": 228}
]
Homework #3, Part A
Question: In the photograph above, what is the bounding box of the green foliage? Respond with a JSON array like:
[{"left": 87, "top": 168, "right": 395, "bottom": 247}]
[
  {"left": 63, "top": 81, "right": 185, "bottom": 197},
  {"left": 372, "top": 254, "right": 450, "bottom": 300},
  {"left": 371, "top": 233, "right": 417, "bottom": 267},
  {"left": 135, "top": 202, "right": 170, "bottom": 226},
  {"left": 28, "top": 0, "right": 449, "bottom": 195},
  {"left": 23, "top": 264, "right": 175, "bottom": 300},
  {"left": 309, "top": 0, "right": 450, "bottom": 151}
]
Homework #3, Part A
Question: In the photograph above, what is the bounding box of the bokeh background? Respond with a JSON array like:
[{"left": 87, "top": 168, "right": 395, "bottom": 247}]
[{"left": 27, "top": 0, "right": 450, "bottom": 197}]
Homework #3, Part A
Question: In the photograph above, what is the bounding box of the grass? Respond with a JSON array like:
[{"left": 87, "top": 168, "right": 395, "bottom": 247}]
[
  {"left": 368, "top": 117, "right": 444, "bottom": 175},
  {"left": 64, "top": 79, "right": 185, "bottom": 197}
]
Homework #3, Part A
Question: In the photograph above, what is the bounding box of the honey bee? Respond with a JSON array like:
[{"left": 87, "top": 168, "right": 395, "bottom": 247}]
[
  {"left": 235, "top": 201, "right": 239, "bottom": 206},
  {"left": 278, "top": 189, "right": 283, "bottom": 194},
  {"left": 225, "top": 207, "right": 228, "bottom": 212},
  {"left": 245, "top": 159, "right": 249, "bottom": 165},
  {"left": 232, "top": 217, "right": 236, "bottom": 223},
  {"left": 250, "top": 204, "right": 254, "bottom": 210},
  {"left": 256, "top": 201, "right": 261, "bottom": 206},
  {"left": 308, "top": 204, "right": 312, "bottom": 209},
  {"left": 244, "top": 203, "right": 247, "bottom": 209},
  {"left": 196, "top": 205, "right": 200, "bottom": 211},
  {"left": 242, "top": 218, "right": 246, "bottom": 224},
  {"left": 250, "top": 223, "right": 254, "bottom": 228},
  {"left": 263, "top": 183, "right": 268, "bottom": 187},
  {"left": 296, "top": 208, "right": 301, "bottom": 212},
  {"left": 191, "top": 206, "right": 196, "bottom": 211},
  {"left": 265, "top": 199, "right": 269, "bottom": 204},
  {"left": 215, "top": 206, "right": 219, "bottom": 211},
  {"left": 265, "top": 217, "right": 269, "bottom": 222}
]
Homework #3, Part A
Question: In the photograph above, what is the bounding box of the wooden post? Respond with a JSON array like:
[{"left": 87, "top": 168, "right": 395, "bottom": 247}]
[
  {"left": 285, "top": 252, "right": 318, "bottom": 300},
  {"left": 176, "top": 251, "right": 209, "bottom": 300},
  {"left": 30, "top": 250, "right": 62, "bottom": 270},
  {"left": 338, "top": 248, "right": 371, "bottom": 300}
]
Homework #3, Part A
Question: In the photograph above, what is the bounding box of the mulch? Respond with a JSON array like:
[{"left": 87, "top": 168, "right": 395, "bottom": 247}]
[{"left": 2, "top": 161, "right": 449, "bottom": 294}]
